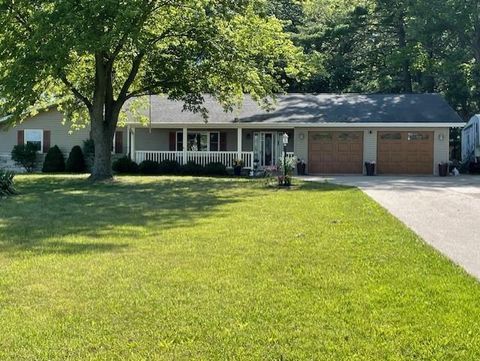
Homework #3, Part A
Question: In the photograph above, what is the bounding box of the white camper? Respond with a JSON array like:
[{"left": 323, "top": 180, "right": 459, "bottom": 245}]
[{"left": 462, "top": 115, "right": 480, "bottom": 162}]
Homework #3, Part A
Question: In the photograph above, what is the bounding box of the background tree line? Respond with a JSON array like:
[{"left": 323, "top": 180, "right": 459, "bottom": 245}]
[{"left": 269, "top": 0, "right": 480, "bottom": 120}]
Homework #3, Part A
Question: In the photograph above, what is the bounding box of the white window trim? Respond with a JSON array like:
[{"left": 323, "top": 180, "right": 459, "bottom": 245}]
[
  {"left": 24, "top": 129, "right": 44, "bottom": 153},
  {"left": 176, "top": 131, "right": 220, "bottom": 152}
]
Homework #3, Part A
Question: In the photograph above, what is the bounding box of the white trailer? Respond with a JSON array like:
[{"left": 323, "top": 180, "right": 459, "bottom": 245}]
[{"left": 462, "top": 115, "right": 480, "bottom": 162}]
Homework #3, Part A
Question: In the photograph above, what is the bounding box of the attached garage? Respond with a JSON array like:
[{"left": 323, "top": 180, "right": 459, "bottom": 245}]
[
  {"left": 308, "top": 131, "right": 363, "bottom": 174},
  {"left": 377, "top": 131, "right": 434, "bottom": 174}
]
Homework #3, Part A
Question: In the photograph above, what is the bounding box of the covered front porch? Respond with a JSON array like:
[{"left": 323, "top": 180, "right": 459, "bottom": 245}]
[{"left": 128, "top": 126, "right": 295, "bottom": 169}]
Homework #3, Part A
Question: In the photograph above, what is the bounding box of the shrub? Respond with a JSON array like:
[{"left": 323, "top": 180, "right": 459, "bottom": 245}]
[
  {"left": 11, "top": 143, "right": 38, "bottom": 172},
  {"left": 112, "top": 156, "right": 139, "bottom": 174},
  {"left": 139, "top": 160, "right": 161, "bottom": 175},
  {"left": 158, "top": 160, "right": 180, "bottom": 174},
  {"left": 180, "top": 161, "right": 205, "bottom": 176},
  {"left": 204, "top": 162, "right": 227, "bottom": 176},
  {"left": 42, "top": 145, "right": 65, "bottom": 173},
  {"left": 66, "top": 146, "right": 86, "bottom": 173},
  {"left": 0, "top": 170, "right": 17, "bottom": 197},
  {"left": 83, "top": 139, "right": 95, "bottom": 172},
  {"left": 83, "top": 139, "right": 95, "bottom": 156}
]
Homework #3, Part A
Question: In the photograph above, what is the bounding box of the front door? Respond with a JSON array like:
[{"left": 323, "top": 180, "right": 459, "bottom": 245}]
[{"left": 254, "top": 132, "right": 278, "bottom": 167}]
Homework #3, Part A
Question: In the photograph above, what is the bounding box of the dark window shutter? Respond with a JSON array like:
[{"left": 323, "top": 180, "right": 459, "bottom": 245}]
[
  {"left": 43, "top": 130, "right": 51, "bottom": 153},
  {"left": 115, "top": 131, "right": 123, "bottom": 154},
  {"left": 220, "top": 132, "right": 227, "bottom": 151},
  {"left": 17, "top": 130, "right": 24, "bottom": 145},
  {"left": 169, "top": 132, "right": 176, "bottom": 151}
]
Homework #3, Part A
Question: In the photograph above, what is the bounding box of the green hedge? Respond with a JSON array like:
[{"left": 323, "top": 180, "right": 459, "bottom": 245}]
[
  {"left": 42, "top": 145, "right": 65, "bottom": 173},
  {"left": 66, "top": 146, "right": 86, "bottom": 173}
]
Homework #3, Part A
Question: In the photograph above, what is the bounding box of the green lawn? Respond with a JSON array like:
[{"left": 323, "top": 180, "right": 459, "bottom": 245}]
[{"left": 1, "top": 175, "right": 480, "bottom": 360}]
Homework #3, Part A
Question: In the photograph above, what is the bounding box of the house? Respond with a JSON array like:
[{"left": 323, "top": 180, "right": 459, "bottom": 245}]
[
  {"left": 462, "top": 115, "right": 480, "bottom": 162},
  {"left": 0, "top": 93, "right": 465, "bottom": 175},
  {"left": 461, "top": 115, "right": 480, "bottom": 173}
]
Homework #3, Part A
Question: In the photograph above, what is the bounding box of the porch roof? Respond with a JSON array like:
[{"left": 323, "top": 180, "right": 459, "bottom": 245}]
[{"left": 125, "top": 93, "right": 464, "bottom": 126}]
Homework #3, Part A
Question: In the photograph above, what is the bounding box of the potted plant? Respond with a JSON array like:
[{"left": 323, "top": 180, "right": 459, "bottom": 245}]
[
  {"left": 296, "top": 159, "right": 306, "bottom": 175},
  {"left": 233, "top": 158, "right": 244, "bottom": 176},
  {"left": 365, "top": 161, "right": 376, "bottom": 176}
]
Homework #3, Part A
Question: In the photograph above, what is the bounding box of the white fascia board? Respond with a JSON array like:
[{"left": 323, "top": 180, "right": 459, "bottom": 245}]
[{"left": 126, "top": 122, "right": 466, "bottom": 128}]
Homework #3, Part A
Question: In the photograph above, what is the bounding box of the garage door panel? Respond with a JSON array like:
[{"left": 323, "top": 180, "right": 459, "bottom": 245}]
[
  {"left": 377, "top": 131, "right": 434, "bottom": 174},
  {"left": 308, "top": 131, "right": 363, "bottom": 174}
]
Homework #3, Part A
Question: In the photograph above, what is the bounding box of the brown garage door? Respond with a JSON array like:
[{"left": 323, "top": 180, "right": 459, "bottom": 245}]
[
  {"left": 308, "top": 131, "right": 363, "bottom": 174},
  {"left": 377, "top": 131, "right": 434, "bottom": 174}
]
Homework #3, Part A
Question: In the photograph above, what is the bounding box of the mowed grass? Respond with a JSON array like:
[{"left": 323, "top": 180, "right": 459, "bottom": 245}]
[{"left": 0, "top": 175, "right": 480, "bottom": 360}]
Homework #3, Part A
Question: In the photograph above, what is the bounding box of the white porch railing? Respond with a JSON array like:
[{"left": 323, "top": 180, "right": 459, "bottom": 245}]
[
  {"left": 135, "top": 151, "right": 184, "bottom": 164},
  {"left": 135, "top": 151, "right": 254, "bottom": 169}
]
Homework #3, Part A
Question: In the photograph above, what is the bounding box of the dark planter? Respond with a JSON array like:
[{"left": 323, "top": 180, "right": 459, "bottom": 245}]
[
  {"left": 233, "top": 166, "right": 242, "bottom": 176},
  {"left": 365, "top": 162, "right": 375, "bottom": 176},
  {"left": 297, "top": 162, "right": 306, "bottom": 175},
  {"left": 438, "top": 163, "right": 448, "bottom": 177}
]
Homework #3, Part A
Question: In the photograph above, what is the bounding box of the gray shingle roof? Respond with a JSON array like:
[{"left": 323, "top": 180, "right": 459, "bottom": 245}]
[{"left": 136, "top": 93, "right": 463, "bottom": 125}]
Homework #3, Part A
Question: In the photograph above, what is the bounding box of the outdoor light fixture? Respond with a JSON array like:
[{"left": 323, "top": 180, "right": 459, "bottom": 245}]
[
  {"left": 438, "top": 133, "right": 445, "bottom": 141},
  {"left": 283, "top": 132, "right": 289, "bottom": 146},
  {"left": 299, "top": 132, "right": 305, "bottom": 140},
  {"left": 282, "top": 132, "right": 289, "bottom": 185}
]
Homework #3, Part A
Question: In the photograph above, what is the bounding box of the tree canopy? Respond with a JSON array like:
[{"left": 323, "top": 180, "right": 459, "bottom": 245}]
[
  {"left": 0, "top": 0, "right": 304, "bottom": 179},
  {"left": 269, "top": 0, "right": 480, "bottom": 119}
]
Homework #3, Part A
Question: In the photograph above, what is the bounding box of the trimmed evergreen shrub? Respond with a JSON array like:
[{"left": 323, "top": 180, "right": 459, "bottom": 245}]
[
  {"left": 66, "top": 146, "right": 86, "bottom": 173},
  {"left": 158, "top": 160, "right": 180, "bottom": 174},
  {"left": 83, "top": 139, "right": 95, "bottom": 172},
  {"left": 112, "top": 156, "right": 139, "bottom": 174},
  {"left": 204, "top": 162, "right": 227, "bottom": 176},
  {"left": 180, "top": 161, "right": 205, "bottom": 176},
  {"left": 42, "top": 145, "right": 65, "bottom": 173},
  {"left": 11, "top": 143, "right": 38, "bottom": 172},
  {"left": 139, "top": 160, "right": 161, "bottom": 175}
]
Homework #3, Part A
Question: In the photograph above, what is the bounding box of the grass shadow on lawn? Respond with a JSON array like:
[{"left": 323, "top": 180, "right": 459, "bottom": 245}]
[
  {"left": 0, "top": 175, "right": 262, "bottom": 256},
  {"left": 0, "top": 176, "right": 350, "bottom": 257}
]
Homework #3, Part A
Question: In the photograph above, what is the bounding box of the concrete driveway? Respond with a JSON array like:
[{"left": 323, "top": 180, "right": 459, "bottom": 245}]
[{"left": 300, "top": 175, "right": 480, "bottom": 279}]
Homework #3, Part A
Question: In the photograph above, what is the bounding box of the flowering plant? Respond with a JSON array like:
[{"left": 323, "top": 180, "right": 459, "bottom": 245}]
[{"left": 233, "top": 158, "right": 244, "bottom": 167}]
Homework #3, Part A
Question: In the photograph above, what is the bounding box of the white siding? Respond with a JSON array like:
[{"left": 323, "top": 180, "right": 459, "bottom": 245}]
[
  {"left": 134, "top": 128, "right": 172, "bottom": 151},
  {"left": 294, "top": 128, "right": 308, "bottom": 163},
  {"left": 363, "top": 129, "right": 377, "bottom": 174},
  {"left": 0, "top": 109, "right": 90, "bottom": 155},
  {"left": 434, "top": 128, "right": 450, "bottom": 175}
]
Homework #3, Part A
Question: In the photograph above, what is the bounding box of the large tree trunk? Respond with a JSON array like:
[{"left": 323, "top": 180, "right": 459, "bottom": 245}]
[
  {"left": 88, "top": 52, "right": 122, "bottom": 182},
  {"left": 90, "top": 117, "right": 116, "bottom": 181}
]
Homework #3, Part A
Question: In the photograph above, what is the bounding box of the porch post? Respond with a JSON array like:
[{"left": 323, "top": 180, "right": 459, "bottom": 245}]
[
  {"left": 237, "top": 127, "right": 243, "bottom": 159},
  {"left": 131, "top": 127, "right": 136, "bottom": 163},
  {"left": 126, "top": 125, "right": 131, "bottom": 159},
  {"left": 182, "top": 127, "right": 188, "bottom": 165}
]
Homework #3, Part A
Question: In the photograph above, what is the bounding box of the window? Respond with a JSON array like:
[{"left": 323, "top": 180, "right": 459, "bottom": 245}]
[
  {"left": 380, "top": 132, "right": 402, "bottom": 140},
  {"left": 312, "top": 132, "right": 332, "bottom": 141},
  {"left": 408, "top": 132, "right": 429, "bottom": 141},
  {"left": 210, "top": 132, "right": 219, "bottom": 151},
  {"left": 24, "top": 129, "right": 43, "bottom": 152},
  {"left": 176, "top": 131, "right": 220, "bottom": 151},
  {"left": 176, "top": 132, "right": 183, "bottom": 151},
  {"left": 338, "top": 132, "right": 360, "bottom": 141}
]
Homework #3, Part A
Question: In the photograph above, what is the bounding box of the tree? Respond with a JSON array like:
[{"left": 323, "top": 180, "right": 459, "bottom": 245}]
[{"left": 0, "top": 0, "right": 304, "bottom": 180}]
